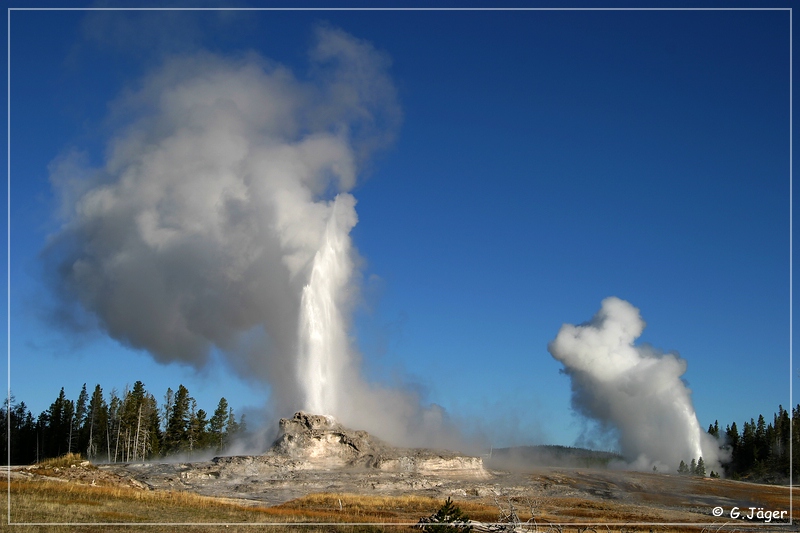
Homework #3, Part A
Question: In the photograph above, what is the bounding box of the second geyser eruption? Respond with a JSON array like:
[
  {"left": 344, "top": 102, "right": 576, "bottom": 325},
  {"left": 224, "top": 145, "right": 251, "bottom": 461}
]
[{"left": 548, "top": 297, "right": 721, "bottom": 472}]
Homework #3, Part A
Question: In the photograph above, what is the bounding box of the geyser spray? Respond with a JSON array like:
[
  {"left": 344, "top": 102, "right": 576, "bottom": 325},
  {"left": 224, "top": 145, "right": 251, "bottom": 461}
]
[{"left": 548, "top": 297, "right": 721, "bottom": 472}]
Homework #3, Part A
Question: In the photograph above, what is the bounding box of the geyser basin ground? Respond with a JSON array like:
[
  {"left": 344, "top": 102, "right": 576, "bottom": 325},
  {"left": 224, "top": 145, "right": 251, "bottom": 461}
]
[
  {"left": 12, "top": 458, "right": 797, "bottom": 528},
  {"left": 65, "top": 413, "right": 795, "bottom": 527},
  {"left": 105, "top": 411, "right": 489, "bottom": 504}
]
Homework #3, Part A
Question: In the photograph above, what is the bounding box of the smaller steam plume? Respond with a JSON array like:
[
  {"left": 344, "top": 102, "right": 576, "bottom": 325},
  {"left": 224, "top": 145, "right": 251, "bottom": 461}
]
[{"left": 548, "top": 297, "right": 721, "bottom": 472}]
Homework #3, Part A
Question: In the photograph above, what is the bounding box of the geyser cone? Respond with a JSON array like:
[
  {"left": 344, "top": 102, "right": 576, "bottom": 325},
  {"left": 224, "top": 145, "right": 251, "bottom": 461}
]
[{"left": 267, "top": 411, "right": 488, "bottom": 477}]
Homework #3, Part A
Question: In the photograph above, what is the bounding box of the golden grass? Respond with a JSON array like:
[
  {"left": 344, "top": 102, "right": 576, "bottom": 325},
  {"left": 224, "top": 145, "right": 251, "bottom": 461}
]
[
  {"left": 546, "top": 497, "right": 663, "bottom": 523},
  {"left": 276, "top": 492, "right": 500, "bottom": 523},
  {"left": 2, "top": 479, "right": 448, "bottom": 532},
  {"left": 35, "top": 452, "right": 92, "bottom": 469},
  {"left": 687, "top": 478, "right": 799, "bottom": 519}
]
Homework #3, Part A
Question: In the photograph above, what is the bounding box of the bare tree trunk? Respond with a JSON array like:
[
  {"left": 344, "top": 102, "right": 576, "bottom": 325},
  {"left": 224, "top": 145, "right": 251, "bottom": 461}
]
[
  {"left": 88, "top": 414, "right": 94, "bottom": 461},
  {"left": 114, "top": 420, "right": 121, "bottom": 463},
  {"left": 124, "top": 428, "right": 130, "bottom": 463},
  {"left": 134, "top": 404, "right": 142, "bottom": 461}
]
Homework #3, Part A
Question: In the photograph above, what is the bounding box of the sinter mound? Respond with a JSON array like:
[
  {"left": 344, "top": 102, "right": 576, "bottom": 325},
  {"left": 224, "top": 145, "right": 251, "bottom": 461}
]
[
  {"left": 92, "top": 411, "right": 487, "bottom": 505},
  {"left": 268, "top": 411, "right": 486, "bottom": 475}
]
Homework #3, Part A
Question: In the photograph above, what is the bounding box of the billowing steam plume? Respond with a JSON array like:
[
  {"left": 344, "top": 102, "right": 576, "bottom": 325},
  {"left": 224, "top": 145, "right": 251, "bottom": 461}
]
[
  {"left": 45, "top": 27, "right": 455, "bottom": 447},
  {"left": 548, "top": 297, "right": 720, "bottom": 472}
]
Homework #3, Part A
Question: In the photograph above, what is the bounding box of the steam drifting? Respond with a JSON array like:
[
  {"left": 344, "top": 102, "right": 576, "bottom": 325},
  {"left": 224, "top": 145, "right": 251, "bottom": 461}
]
[
  {"left": 46, "top": 27, "right": 452, "bottom": 447},
  {"left": 548, "top": 297, "right": 720, "bottom": 472}
]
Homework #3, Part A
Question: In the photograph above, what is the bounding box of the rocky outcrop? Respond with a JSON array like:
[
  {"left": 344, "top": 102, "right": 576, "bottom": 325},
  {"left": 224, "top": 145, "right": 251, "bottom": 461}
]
[
  {"left": 370, "top": 453, "right": 486, "bottom": 476},
  {"left": 267, "top": 411, "right": 488, "bottom": 477},
  {"left": 268, "top": 412, "right": 388, "bottom": 467}
]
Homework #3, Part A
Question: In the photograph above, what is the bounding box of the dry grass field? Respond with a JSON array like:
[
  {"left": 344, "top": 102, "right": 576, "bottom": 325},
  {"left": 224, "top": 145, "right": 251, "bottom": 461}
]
[
  {"left": 4, "top": 455, "right": 799, "bottom": 532},
  {"left": 5, "top": 477, "right": 432, "bottom": 532}
]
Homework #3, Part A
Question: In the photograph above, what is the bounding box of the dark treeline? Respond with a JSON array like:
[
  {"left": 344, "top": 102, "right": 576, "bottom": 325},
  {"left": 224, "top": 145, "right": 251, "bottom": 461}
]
[
  {"left": 674, "top": 404, "right": 796, "bottom": 483},
  {"left": 2, "top": 381, "right": 246, "bottom": 465},
  {"left": 711, "top": 404, "right": 795, "bottom": 482}
]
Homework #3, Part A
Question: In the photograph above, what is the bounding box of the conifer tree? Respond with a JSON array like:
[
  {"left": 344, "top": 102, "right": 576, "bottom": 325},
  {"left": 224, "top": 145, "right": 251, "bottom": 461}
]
[
  {"left": 72, "top": 384, "right": 88, "bottom": 454},
  {"left": 121, "top": 382, "right": 149, "bottom": 461},
  {"left": 164, "top": 385, "right": 191, "bottom": 454},
  {"left": 162, "top": 387, "right": 174, "bottom": 433},
  {"left": 755, "top": 414, "right": 768, "bottom": 463},
  {"left": 209, "top": 398, "right": 228, "bottom": 452},
  {"left": 726, "top": 422, "right": 740, "bottom": 448},
  {"left": 773, "top": 405, "right": 790, "bottom": 474},
  {"left": 15, "top": 403, "right": 36, "bottom": 465},
  {"left": 224, "top": 407, "right": 240, "bottom": 448},
  {"left": 186, "top": 398, "right": 200, "bottom": 454},
  {"left": 190, "top": 408, "right": 209, "bottom": 452},
  {"left": 695, "top": 457, "right": 706, "bottom": 477},
  {"left": 44, "top": 388, "right": 65, "bottom": 458},
  {"left": 144, "top": 393, "right": 162, "bottom": 458},
  {"left": 85, "top": 385, "right": 108, "bottom": 461},
  {"left": 2, "top": 397, "right": 37, "bottom": 465},
  {"left": 725, "top": 422, "right": 740, "bottom": 476},
  {"left": 239, "top": 413, "right": 247, "bottom": 436},
  {"left": 63, "top": 399, "right": 75, "bottom": 455},
  {"left": 422, "top": 497, "right": 471, "bottom": 533},
  {"left": 107, "top": 390, "right": 121, "bottom": 462},
  {"left": 741, "top": 419, "right": 757, "bottom": 471}
]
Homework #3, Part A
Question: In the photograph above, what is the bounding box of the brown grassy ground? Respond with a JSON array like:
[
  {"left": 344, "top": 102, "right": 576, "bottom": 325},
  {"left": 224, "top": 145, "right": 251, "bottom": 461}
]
[
  {"left": 4, "top": 478, "right": 427, "bottom": 532},
  {"left": 6, "top": 477, "right": 792, "bottom": 533},
  {"left": 5, "top": 457, "right": 798, "bottom": 532}
]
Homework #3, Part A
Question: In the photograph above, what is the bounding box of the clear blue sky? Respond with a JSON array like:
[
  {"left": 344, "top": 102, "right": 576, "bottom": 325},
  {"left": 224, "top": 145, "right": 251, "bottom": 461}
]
[{"left": 4, "top": 4, "right": 794, "bottom": 449}]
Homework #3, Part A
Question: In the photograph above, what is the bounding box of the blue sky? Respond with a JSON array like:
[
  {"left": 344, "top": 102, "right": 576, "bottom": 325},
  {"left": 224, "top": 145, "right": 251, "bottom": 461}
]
[{"left": 5, "top": 5, "right": 794, "bottom": 450}]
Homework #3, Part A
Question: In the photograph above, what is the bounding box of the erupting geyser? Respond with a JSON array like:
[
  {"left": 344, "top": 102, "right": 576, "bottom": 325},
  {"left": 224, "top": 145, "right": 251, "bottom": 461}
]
[
  {"left": 45, "top": 26, "right": 456, "bottom": 448},
  {"left": 297, "top": 194, "right": 358, "bottom": 416},
  {"left": 548, "top": 297, "right": 721, "bottom": 472}
]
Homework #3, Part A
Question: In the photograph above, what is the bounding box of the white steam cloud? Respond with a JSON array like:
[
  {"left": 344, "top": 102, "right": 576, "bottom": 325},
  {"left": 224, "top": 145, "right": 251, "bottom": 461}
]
[
  {"left": 548, "top": 297, "right": 720, "bottom": 472},
  {"left": 45, "top": 26, "right": 456, "bottom": 448}
]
